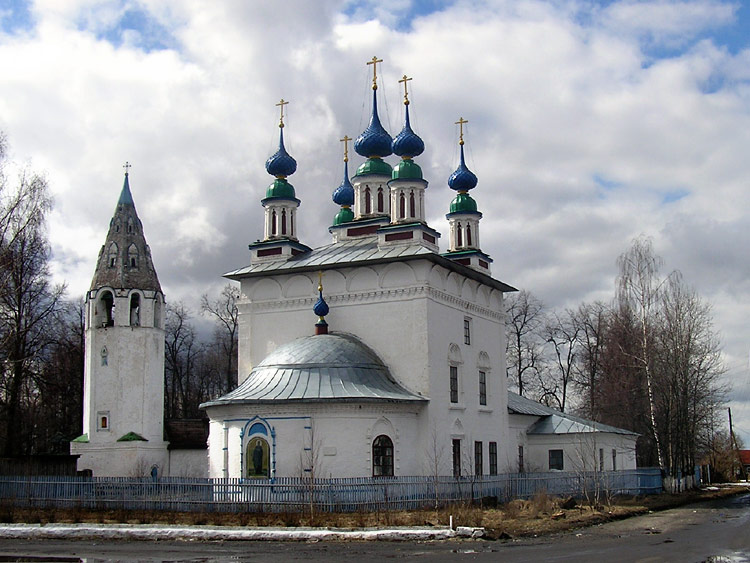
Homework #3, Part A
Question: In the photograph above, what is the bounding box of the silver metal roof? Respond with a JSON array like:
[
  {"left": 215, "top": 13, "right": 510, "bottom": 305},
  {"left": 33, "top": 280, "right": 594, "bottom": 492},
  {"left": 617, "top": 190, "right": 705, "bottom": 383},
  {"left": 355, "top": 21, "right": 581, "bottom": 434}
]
[
  {"left": 201, "top": 333, "right": 425, "bottom": 407},
  {"left": 508, "top": 392, "right": 638, "bottom": 436},
  {"left": 225, "top": 238, "right": 516, "bottom": 292}
]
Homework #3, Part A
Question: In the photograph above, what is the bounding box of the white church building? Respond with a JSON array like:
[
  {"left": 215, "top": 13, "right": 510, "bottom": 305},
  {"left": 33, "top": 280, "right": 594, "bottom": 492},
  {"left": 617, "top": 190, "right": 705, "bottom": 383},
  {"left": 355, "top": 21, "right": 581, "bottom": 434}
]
[{"left": 72, "top": 62, "right": 637, "bottom": 480}]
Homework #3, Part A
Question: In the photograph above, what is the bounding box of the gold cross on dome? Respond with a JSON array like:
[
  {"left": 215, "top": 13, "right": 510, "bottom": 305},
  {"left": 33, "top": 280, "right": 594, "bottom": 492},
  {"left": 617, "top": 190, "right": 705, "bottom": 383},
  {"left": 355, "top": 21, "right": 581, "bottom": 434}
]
[
  {"left": 123, "top": 161, "right": 131, "bottom": 174},
  {"left": 276, "top": 98, "right": 289, "bottom": 127},
  {"left": 367, "top": 56, "right": 383, "bottom": 90},
  {"left": 398, "top": 74, "right": 412, "bottom": 105},
  {"left": 318, "top": 270, "right": 324, "bottom": 293},
  {"left": 455, "top": 117, "right": 468, "bottom": 145},
  {"left": 340, "top": 135, "right": 352, "bottom": 163}
]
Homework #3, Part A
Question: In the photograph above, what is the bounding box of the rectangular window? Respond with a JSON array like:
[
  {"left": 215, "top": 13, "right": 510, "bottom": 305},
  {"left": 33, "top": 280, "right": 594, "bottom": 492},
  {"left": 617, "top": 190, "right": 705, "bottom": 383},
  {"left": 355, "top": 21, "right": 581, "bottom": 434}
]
[
  {"left": 452, "top": 439, "right": 461, "bottom": 478},
  {"left": 474, "top": 441, "right": 483, "bottom": 476},
  {"left": 518, "top": 445, "right": 525, "bottom": 473},
  {"left": 599, "top": 448, "right": 604, "bottom": 472},
  {"left": 463, "top": 318, "right": 471, "bottom": 345},
  {"left": 479, "top": 371, "right": 487, "bottom": 406},
  {"left": 549, "top": 449, "right": 564, "bottom": 471},
  {"left": 612, "top": 449, "right": 617, "bottom": 471},
  {"left": 450, "top": 366, "right": 458, "bottom": 403},
  {"left": 489, "top": 442, "right": 498, "bottom": 475}
]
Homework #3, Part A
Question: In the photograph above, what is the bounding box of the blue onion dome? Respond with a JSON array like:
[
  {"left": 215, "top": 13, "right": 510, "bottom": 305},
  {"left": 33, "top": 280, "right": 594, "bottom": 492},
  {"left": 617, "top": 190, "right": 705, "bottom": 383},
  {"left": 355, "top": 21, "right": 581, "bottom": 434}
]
[
  {"left": 392, "top": 104, "right": 424, "bottom": 159},
  {"left": 448, "top": 144, "right": 478, "bottom": 192},
  {"left": 313, "top": 290, "right": 329, "bottom": 318},
  {"left": 265, "top": 128, "right": 297, "bottom": 178},
  {"left": 354, "top": 89, "right": 392, "bottom": 158},
  {"left": 332, "top": 161, "right": 354, "bottom": 207}
]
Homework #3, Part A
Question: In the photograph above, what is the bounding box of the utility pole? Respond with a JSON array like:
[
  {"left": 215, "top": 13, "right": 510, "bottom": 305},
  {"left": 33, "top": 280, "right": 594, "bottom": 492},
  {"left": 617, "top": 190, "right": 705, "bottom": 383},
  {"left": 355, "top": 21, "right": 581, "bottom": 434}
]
[{"left": 728, "top": 407, "right": 746, "bottom": 481}]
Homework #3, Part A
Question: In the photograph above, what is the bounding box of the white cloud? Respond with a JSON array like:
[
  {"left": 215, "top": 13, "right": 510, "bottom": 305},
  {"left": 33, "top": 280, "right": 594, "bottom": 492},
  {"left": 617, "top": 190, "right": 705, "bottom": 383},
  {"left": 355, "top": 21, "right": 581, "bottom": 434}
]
[{"left": 2, "top": 0, "right": 750, "bottom": 436}]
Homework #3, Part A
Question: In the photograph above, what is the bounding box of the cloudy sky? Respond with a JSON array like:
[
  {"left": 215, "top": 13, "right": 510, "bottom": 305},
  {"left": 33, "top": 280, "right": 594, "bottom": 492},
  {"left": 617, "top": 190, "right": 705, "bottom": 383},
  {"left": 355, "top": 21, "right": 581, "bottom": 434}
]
[{"left": 1, "top": 0, "right": 749, "bottom": 441}]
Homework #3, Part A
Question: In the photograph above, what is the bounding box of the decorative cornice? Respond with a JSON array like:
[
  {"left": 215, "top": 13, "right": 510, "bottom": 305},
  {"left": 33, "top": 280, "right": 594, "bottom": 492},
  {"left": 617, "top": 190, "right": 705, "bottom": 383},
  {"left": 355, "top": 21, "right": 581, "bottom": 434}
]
[{"left": 244, "top": 284, "right": 503, "bottom": 320}]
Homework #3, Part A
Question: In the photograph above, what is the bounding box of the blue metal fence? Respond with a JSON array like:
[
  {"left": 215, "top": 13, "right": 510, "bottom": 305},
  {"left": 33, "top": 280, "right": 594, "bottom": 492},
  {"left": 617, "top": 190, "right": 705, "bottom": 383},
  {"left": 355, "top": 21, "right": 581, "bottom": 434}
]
[{"left": 0, "top": 469, "right": 662, "bottom": 513}]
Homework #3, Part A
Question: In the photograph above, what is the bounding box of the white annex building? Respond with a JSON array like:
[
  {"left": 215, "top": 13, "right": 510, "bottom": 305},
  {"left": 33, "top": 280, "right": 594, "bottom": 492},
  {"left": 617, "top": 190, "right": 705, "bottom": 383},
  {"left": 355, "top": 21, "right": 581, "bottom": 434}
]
[{"left": 71, "top": 63, "right": 637, "bottom": 479}]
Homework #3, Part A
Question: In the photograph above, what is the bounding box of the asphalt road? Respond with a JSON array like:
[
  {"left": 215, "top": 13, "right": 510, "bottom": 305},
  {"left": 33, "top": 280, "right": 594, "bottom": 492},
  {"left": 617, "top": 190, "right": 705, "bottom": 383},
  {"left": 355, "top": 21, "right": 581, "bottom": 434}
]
[{"left": 1, "top": 493, "right": 749, "bottom": 562}]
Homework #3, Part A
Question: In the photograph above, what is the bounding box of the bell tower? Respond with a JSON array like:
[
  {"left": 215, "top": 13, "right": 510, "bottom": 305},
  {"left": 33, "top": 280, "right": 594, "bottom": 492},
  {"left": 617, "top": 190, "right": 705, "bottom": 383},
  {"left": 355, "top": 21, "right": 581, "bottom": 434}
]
[{"left": 71, "top": 165, "right": 168, "bottom": 476}]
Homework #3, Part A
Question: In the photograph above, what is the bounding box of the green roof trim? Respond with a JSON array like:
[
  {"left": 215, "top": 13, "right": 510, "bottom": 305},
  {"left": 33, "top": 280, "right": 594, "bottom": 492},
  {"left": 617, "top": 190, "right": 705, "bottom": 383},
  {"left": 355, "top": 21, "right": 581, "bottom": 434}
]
[
  {"left": 355, "top": 157, "right": 392, "bottom": 177},
  {"left": 72, "top": 434, "right": 89, "bottom": 443},
  {"left": 117, "top": 431, "right": 148, "bottom": 442},
  {"left": 265, "top": 178, "right": 296, "bottom": 199},
  {"left": 392, "top": 159, "right": 422, "bottom": 180},
  {"left": 449, "top": 192, "right": 478, "bottom": 213},
  {"left": 333, "top": 207, "right": 355, "bottom": 225}
]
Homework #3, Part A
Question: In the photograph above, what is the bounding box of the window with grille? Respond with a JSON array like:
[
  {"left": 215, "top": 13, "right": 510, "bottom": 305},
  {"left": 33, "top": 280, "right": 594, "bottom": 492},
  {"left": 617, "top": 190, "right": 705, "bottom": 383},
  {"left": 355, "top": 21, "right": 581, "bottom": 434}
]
[
  {"left": 372, "top": 435, "right": 394, "bottom": 477},
  {"left": 450, "top": 366, "right": 458, "bottom": 403},
  {"left": 474, "top": 441, "right": 483, "bottom": 476},
  {"left": 452, "top": 439, "right": 461, "bottom": 478},
  {"left": 489, "top": 442, "right": 497, "bottom": 475},
  {"left": 479, "top": 371, "right": 487, "bottom": 405},
  {"left": 549, "top": 449, "right": 563, "bottom": 471},
  {"left": 463, "top": 318, "right": 471, "bottom": 345}
]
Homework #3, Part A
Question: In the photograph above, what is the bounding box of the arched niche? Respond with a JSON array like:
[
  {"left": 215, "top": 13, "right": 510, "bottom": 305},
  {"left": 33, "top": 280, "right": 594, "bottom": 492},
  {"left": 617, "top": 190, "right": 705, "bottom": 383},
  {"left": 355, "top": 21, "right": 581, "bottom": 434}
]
[
  {"left": 284, "top": 275, "right": 314, "bottom": 298},
  {"left": 250, "top": 278, "right": 282, "bottom": 301},
  {"left": 380, "top": 262, "right": 416, "bottom": 289},
  {"left": 347, "top": 267, "right": 378, "bottom": 292}
]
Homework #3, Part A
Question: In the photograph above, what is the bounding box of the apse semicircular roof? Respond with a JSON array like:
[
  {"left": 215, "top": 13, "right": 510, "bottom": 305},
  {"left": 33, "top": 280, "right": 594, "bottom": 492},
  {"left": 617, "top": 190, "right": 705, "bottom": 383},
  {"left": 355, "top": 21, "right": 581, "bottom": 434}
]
[{"left": 200, "top": 333, "right": 425, "bottom": 406}]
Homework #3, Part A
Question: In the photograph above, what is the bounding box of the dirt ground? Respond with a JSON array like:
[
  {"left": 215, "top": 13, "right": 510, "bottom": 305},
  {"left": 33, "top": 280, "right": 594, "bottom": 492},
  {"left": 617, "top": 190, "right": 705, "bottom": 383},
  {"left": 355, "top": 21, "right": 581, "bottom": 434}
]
[{"left": 2, "top": 484, "right": 748, "bottom": 540}]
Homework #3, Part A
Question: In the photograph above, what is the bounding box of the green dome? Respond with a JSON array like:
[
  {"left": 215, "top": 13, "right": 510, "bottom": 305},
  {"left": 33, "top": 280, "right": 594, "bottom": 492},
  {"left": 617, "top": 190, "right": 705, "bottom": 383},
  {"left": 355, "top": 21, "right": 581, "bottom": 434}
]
[
  {"left": 333, "top": 207, "right": 354, "bottom": 225},
  {"left": 265, "top": 178, "right": 296, "bottom": 199},
  {"left": 449, "top": 192, "right": 478, "bottom": 213},
  {"left": 355, "top": 157, "right": 392, "bottom": 177},
  {"left": 392, "top": 159, "right": 422, "bottom": 180}
]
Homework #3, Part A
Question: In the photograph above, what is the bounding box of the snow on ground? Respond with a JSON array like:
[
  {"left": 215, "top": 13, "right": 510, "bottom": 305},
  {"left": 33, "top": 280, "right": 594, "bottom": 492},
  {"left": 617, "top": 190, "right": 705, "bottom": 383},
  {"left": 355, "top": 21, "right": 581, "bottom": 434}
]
[{"left": 0, "top": 523, "right": 484, "bottom": 541}]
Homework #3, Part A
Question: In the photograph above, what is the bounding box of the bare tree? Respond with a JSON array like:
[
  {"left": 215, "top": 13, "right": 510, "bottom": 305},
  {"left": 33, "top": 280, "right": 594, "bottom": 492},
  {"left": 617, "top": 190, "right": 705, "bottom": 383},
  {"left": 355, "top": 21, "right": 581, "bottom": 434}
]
[
  {"left": 0, "top": 158, "right": 66, "bottom": 456},
  {"left": 505, "top": 290, "right": 546, "bottom": 397},
  {"left": 537, "top": 310, "right": 581, "bottom": 412},
  {"left": 614, "top": 236, "right": 667, "bottom": 470},
  {"left": 201, "top": 283, "right": 239, "bottom": 394},
  {"left": 571, "top": 301, "right": 609, "bottom": 420},
  {"left": 164, "top": 302, "right": 203, "bottom": 419}
]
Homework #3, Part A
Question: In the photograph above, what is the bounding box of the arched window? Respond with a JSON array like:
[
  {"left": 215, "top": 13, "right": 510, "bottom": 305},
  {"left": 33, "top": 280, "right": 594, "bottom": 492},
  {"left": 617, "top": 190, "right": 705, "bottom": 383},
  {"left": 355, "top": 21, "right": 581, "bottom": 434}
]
[
  {"left": 281, "top": 209, "right": 287, "bottom": 235},
  {"left": 290, "top": 209, "right": 295, "bottom": 237},
  {"left": 154, "top": 295, "right": 162, "bottom": 329},
  {"left": 246, "top": 436, "right": 270, "bottom": 478},
  {"left": 107, "top": 243, "right": 118, "bottom": 268},
  {"left": 130, "top": 293, "right": 140, "bottom": 326},
  {"left": 365, "top": 187, "right": 372, "bottom": 214},
  {"left": 98, "top": 291, "right": 114, "bottom": 327},
  {"left": 372, "top": 435, "right": 394, "bottom": 477},
  {"left": 456, "top": 222, "right": 463, "bottom": 247},
  {"left": 128, "top": 244, "right": 138, "bottom": 268},
  {"left": 466, "top": 224, "right": 472, "bottom": 247},
  {"left": 377, "top": 188, "right": 384, "bottom": 213},
  {"left": 127, "top": 217, "right": 135, "bottom": 234},
  {"left": 115, "top": 220, "right": 121, "bottom": 233},
  {"left": 399, "top": 193, "right": 406, "bottom": 219},
  {"left": 409, "top": 191, "right": 416, "bottom": 218},
  {"left": 271, "top": 210, "right": 277, "bottom": 236},
  {"left": 101, "top": 347, "right": 108, "bottom": 366}
]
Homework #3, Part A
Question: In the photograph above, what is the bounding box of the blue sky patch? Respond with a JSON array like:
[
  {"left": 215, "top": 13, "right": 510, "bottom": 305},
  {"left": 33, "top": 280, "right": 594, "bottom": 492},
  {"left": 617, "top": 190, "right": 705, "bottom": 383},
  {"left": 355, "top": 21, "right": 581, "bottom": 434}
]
[
  {"left": 85, "top": 5, "right": 176, "bottom": 52},
  {"left": 343, "top": 0, "right": 453, "bottom": 31},
  {"left": 1, "top": 0, "right": 34, "bottom": 35},
  {"left": 662, "top": 188, "right": 690, "bottom": 204}
]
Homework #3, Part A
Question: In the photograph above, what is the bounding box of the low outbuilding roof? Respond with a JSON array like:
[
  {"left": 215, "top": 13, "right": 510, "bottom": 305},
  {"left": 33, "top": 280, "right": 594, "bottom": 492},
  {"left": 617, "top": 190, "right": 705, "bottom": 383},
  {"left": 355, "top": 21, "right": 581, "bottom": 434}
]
[{"left": 508, "top": 392, "right": 638, "bottom": 436}]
